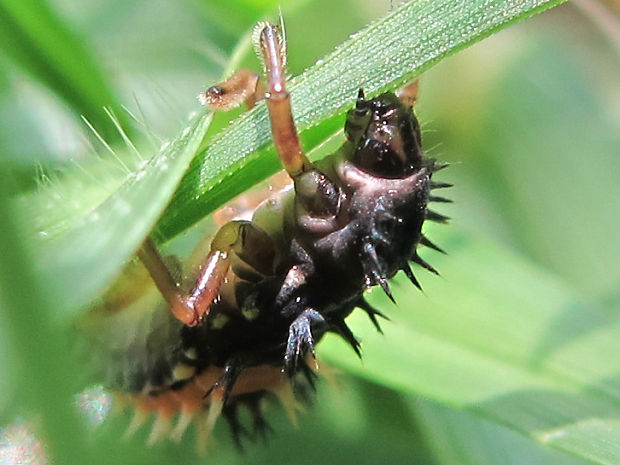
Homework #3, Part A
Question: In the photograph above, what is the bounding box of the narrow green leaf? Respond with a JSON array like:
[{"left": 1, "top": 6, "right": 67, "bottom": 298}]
[
  {"left": 157, "top": 0, "right": 568, "bottom": 240},
  {"left": 33, "top": 111, "right": 212, "bottom": 319},
  {"left": 0, "top": 0, "right": 129, "bottom": 142},
  {"left": 321, "top": 228, "right": 620, "bottom": 464}
]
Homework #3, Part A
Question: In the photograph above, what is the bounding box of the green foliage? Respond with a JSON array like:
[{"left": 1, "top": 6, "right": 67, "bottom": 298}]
[
  {"left": 0, "top": 0, "right": 131, "bottom": 142},
  {"left": 2, "top": 0, "right": 619, "bottom": 464}
]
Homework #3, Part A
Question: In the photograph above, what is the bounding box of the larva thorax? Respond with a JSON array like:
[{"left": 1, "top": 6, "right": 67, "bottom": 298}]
[
  {"left": 305, "top": 90, "right": 431, "bottom": 293},
  {"left": 180, "top": 89, "right": 436, "bottom": 379}
]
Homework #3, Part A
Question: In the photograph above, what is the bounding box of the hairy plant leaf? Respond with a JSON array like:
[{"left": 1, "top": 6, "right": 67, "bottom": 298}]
[
  {"left": 157, "top": 0, "right": 568, "bottom": 240},
  {"left": 33, "top": 112, "right": 212, "bottom": 320}
]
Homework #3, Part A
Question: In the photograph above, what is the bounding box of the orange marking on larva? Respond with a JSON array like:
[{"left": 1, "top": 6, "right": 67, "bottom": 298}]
[
  {"left": 193, "top": 366, "right": 224, "bottom": 394},
  {"left": 230, "top": 365, "right": 285, "bottom": 396},
  {"left": 132, "top": 394, "right": 157, "bottom": 412},
  {"left": 152, "top": 392, "right": 181, "bottom": 417},
  {"left": 130, "top": 392, "right": 174, "bottom": 414},
  {"left": 121, "top": 364, "right": 292, "bottom": 445},
  {"left": 171, "top": 382, "right": 204, "bottom": 411}
]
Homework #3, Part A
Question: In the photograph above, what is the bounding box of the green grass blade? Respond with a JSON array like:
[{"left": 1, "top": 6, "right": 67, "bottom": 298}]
[
  {"left": 0, "top": 0, "right": 130, "bottom": 142},
  {"left": 33, "top": 111, "right": 212, "bottom": 320},
  {"left": 157, "top": 0, "right": 568, "bottom": 240},
  {"left": 321, "top": 228, "right": 620, "bottom": 464}
]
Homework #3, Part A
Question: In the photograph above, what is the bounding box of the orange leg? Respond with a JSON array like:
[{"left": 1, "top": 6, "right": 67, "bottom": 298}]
[
  {"left": 139, "top": 221, "right": 274, "bottom": 326},
  {"left": 199, "top": 23, "right": 315, "bottom": 181},
  {"left": 198, "top": 69, "right": 264, "bottom": 110},
  {"left": 396, "top": 79, "right": 420, "bottom": 107},
  {"left": 257, "top": 23, "right": 315, "bottom": 178}
]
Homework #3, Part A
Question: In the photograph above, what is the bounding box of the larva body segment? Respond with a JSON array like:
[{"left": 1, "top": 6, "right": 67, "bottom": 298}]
[{"left": 85, "top": 21, "right": 449, "bottom": 448}]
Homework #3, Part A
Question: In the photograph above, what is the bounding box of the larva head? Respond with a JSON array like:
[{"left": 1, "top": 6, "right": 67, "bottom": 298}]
[
  {"left": 344, "top": 90, "right": 424, "bottom": 178},
  {"left": 326, "top": 90, "right": 431, "bottom": 290}
]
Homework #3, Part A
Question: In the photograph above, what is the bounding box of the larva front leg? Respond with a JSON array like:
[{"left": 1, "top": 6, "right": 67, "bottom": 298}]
[
  {"left": 139, "top": 220, "right": 275, "bottom": 326},
  {"left": 199, "top": 68, "right": 264, "bottom": 111}
]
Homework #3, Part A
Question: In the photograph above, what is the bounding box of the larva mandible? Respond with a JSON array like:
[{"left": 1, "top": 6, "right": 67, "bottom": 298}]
[{"left": 84, "top": 20, "right": 450, "bottom": 449}]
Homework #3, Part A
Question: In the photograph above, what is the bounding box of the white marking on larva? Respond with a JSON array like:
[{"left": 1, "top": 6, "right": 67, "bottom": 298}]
[
  {"left": 271, "top": 381, "right": 301, "bottom": 427},
  {"left": 147, "top": 411, "right": 171, "bottom": 446},
  {"left": 284, "top": 265, "right": 306, "bottom": 288},
  {"left": 172, "top": 363, "right": 197, "bottom": 382},
  {"left": 242, "top": 306, "right": 260, "bottom": 321},
  {"left": 210, "top": 313, "right": 229, "bottom": 330},
  {"left": 160, "top": 141, "right": 170, "bottom": 152},
  {"left": 124, "top": 409, "right": 148, "bottom": 439},
  {"left": 170, "top": 408, "right": 195, "bottom": 443},
  {"left": 197, "top": 395, "right": 223, "bottom": 454},
  {"left": 184, "top": 347, "right": 198, "bottom": 360}
]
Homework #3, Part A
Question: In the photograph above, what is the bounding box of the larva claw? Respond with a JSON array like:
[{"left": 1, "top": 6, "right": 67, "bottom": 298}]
[{"left": 284, "top": 309, "right": 326, "bottom": 376}]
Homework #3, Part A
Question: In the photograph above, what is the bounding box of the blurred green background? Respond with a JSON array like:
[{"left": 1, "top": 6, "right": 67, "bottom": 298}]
[{"left": 1, "top": 0, "right": 619, "bottom": 464}]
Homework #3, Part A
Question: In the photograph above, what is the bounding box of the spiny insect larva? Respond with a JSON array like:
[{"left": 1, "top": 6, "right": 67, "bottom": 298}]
[{"left": 84, "top": 19, "right": 451, "bottom": 449}]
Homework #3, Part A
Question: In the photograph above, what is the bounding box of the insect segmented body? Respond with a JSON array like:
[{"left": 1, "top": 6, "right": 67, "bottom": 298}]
[{"left": 87, "top": 21, "right": 450, "bottom": 447}]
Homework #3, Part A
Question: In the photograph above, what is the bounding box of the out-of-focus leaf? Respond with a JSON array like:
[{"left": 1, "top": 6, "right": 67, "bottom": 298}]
[
  {"left": 0, "top": 0, "right": 129, "bottom": 142},
  {"left": 321, "top": 227, "right": 620, "bottom": 464},
  {"left": 0, "top": 166, "right": 101, "bottom": 465},
  {"left": 468, "top": 41, "right": 620, "bottom": 296},
  {"left": 418, "top": 21, "right": 620, "bottom": 298},
  {"left": 32, "top": 111, "right": 212, "bottom": 320},
  {"left": 415, "top": 399, "right": 587, "bottom": 465}
]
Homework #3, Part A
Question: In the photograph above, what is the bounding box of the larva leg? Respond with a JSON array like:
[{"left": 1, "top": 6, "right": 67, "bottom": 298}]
[
  {"left": 283, "top": 308, "right": 326, "bottom": 375},
  {"left": 396, "top": 79, "right": 419, "bottom": 107},
  {"left": 259, "top": 23, "right": 341, "bottom": 219},
  {"left": 198, "top": 68, "right": 265, "bottom": 110},
  {"left": 139, "top": 221, "right": 274, "bottom": 326},
  {"left": 258, "top": 24, "right": 314, "bottom": 179}
]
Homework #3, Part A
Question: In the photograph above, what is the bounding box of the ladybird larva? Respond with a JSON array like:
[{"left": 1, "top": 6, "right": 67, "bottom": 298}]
[{"left": 84, "top": 20, "right": 450, "bottom": 449}]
